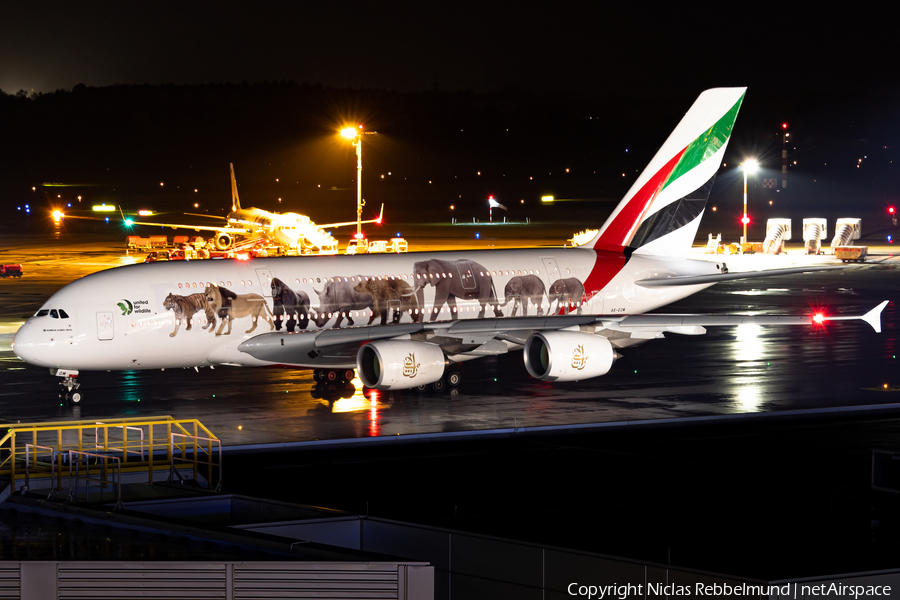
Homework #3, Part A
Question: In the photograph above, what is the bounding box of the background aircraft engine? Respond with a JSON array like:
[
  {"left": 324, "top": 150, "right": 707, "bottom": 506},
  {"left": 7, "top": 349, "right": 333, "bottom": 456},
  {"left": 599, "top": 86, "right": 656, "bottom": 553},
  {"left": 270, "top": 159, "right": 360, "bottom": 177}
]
[
  {"left": 357, "top": 341, "right": 445, "bottom": 390},
  {"left": 524, "top": 331, "right": 615, "bottom": 382},
  {"left": 214, "top": 232, "right": 233, "bottom": 250}
]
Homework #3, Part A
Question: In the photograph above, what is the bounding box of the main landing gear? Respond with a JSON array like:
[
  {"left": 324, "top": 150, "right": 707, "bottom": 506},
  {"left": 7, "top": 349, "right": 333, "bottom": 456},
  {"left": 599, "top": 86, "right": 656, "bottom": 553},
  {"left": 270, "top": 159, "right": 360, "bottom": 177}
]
[
  {"left": 416, "top": 370, "right": 462, "bottom": 392},
  {"left": 312, "top": 369, "right": 356, "bottom": 384},
  {"left": 54, "top": 368, "right": 82, "bottom": 404}
]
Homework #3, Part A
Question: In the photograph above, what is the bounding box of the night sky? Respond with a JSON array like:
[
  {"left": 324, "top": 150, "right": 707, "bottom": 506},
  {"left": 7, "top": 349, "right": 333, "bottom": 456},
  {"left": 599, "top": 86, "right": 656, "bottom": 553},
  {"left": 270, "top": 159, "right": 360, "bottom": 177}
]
[
  {"left": 1, "top": 4, "right": 898, "bottom": 232},
  {"left": 0, "top": 4, "right": 888, "bottom": 96}
]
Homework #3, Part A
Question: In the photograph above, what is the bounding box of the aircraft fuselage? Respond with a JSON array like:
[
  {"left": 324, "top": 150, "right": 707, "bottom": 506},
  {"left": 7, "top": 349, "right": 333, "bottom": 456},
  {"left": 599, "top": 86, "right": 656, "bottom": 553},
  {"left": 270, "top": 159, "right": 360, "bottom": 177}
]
[{"left": 12, "top": 247, "right": 719, "bottom": 372}]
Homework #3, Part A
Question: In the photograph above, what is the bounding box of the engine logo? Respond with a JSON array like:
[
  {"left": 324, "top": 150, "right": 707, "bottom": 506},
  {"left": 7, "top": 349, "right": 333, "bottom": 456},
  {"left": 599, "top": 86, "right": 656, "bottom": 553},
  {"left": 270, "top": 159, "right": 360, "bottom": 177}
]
[
  {"left": 571, "top": 345, "right": 589, "bottom": 370},
  {"left": 403, "top": 353, "right": 421, "bottom": 378}
]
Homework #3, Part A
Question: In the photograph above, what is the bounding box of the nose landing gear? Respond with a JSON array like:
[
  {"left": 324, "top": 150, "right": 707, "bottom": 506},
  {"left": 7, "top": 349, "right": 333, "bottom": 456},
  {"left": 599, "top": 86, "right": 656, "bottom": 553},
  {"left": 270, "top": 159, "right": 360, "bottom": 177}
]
[{"left": 54, "top": 368, "right": 82, "bottom": 404}]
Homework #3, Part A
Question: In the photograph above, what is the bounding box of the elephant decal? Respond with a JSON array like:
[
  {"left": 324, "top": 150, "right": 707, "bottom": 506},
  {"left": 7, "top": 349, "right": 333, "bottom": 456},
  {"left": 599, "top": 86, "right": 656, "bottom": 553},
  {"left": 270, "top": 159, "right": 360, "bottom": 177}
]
[
  {"left": 353, "top": 277, "right": 421, "bottom": 325},
  {"left": 412, "top": 258, "right": 503, "bottom": 321},
  {"left": 499, "top": 274, "right": 546, "bottom": 317},
  {"left": 312, "top": 279, "right": 374, "bottom": 328},
  {"left": 548, "top": 277, "right": 585, "bottom": 315},
  {"left": 271, "top": 277, "right": 310, "bottom": 332}
]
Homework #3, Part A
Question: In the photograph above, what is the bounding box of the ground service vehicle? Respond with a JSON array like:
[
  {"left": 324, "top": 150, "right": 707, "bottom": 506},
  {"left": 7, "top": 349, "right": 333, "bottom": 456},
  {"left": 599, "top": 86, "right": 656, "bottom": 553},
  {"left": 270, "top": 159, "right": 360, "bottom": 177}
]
[{"left": 0, "top": 265, "right": 23, "bottom": 278}]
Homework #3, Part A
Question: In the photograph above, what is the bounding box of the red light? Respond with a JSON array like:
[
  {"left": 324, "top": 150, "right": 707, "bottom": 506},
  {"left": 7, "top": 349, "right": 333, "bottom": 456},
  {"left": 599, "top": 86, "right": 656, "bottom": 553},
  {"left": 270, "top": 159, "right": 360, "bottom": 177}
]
[
  {"left": 741, "top": 216, "right": 750, "bottom": 225},
  {"left": 813, "top": 312, "right": 825, "bottom": 324},
  {"left": 782, "top": 123, "right": 788, "bottom": 129},
  {"left": 889, "top": 207, "right": 896, "bottom": 214},
  {"left": 375, "top": 217, "right": 382, "bottom": 224}
]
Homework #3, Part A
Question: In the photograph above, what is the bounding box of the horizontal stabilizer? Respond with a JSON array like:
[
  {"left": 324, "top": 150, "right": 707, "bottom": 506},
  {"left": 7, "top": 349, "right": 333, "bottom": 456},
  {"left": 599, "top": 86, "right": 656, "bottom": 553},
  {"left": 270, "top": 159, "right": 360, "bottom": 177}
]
[{"left": 635, "top": 265, "right": 844, "bottom": 288}]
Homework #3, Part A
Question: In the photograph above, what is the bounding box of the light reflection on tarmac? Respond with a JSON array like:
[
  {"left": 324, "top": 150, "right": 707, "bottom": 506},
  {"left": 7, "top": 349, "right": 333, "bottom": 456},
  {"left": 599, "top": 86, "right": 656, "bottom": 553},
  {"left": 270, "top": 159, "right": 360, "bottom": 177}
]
[{"left": 1, "top": 234, "right": 898, "bottom": 445}]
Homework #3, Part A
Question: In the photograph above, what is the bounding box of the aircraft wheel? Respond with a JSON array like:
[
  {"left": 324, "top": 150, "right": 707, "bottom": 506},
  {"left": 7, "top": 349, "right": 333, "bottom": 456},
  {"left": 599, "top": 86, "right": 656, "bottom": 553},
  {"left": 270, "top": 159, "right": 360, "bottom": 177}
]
[
  {"left": 447, "top": 372, "right": 461, "bottom": 387},
  {"left": 326, "top": 370, "right": 339, "bottom": 383},
  {"left": 343, "top": 369, "right": 356, "bottom": 382},
  {"left": 70, "top": 392, "right": 82, "bottom": 404},
  {"left": 432, "top": 378, "right": 446, "bottom": 392},
  {"left": 416, "top": 384, "right": 428, "bottom": 392},
  {"left": 313, "top": 369, "right": 325, "bottom": 382}
]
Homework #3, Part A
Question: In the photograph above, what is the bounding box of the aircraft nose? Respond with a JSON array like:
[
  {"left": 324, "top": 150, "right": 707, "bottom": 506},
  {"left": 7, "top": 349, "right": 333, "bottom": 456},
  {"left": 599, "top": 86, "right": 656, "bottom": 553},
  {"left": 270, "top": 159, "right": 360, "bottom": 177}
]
[{"left": 12, "top": 321, "right": 37, "bottom": 365}]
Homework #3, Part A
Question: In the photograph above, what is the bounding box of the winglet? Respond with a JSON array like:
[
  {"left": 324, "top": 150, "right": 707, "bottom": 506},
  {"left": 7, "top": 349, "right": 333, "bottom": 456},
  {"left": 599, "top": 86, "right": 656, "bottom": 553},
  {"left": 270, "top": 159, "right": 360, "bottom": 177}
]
[
  {"left": 862, "top": 300, "right": 889, "bottom": 334},
  {"left": 377, "top": 203, "right": 384, "bottom": 224}
]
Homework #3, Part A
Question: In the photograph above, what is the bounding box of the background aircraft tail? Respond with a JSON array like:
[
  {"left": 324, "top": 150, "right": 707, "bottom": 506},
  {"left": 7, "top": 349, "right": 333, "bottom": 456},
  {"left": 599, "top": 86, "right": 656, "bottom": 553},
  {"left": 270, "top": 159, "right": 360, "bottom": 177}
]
[
  {"left": 587, "top": 87, "right": 746, "bottom": 257},
  {"left": 230, "top": 163, "right": 241, "bottom": 212}
]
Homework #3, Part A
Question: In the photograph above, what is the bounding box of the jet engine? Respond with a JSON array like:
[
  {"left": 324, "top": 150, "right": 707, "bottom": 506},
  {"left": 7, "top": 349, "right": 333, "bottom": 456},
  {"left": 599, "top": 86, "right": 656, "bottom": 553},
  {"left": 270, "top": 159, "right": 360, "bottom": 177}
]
[
  {"left": 524, "top": 331, "right": 615, "bottom": 382},
  {"left": 214, "top": 232, "right": 233, "bottom": 250},
  {"left": 357, "top": 340, "right": 445, "bottom": 390}
]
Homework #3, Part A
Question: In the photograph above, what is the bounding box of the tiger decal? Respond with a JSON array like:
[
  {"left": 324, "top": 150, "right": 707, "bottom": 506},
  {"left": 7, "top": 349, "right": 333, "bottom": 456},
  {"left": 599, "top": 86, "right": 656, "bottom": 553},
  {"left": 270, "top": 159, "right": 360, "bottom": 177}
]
[{"left": 162, "top": 292, "right": 217, "bottom": 337}]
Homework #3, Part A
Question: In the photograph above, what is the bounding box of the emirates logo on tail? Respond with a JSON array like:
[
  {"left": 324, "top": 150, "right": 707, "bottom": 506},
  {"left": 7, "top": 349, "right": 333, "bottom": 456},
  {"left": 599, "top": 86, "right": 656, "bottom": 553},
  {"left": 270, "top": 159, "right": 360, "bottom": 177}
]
[
  {"left": 402, "top": 353, "right": 421, "bottom": 378},
  {"left": 571, "top": 345, "right": 589, "bottom": 370}
]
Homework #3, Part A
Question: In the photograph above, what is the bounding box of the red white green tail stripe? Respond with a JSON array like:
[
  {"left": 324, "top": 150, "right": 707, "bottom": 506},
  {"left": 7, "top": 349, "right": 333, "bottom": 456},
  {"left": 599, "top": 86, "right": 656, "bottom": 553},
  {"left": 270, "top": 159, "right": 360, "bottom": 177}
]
[{"left": 590, "top": 88, "right": 746, "bottom": 256}]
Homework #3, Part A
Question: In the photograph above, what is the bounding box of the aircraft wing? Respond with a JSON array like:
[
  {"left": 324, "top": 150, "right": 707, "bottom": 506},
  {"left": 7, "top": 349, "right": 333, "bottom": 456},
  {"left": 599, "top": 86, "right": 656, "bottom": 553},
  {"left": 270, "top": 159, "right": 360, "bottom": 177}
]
[
  {"left": 635, "top": 265, "right": 845, "bottom": 288},
  {"left": 237, "top": 301, "right": 888, "bottom": 364},
  {"left": 317, "top": 204, "right": 384, "bottom": 229},
  {"left": 125, "top": 219, "right": 251, "bottom": 235}
]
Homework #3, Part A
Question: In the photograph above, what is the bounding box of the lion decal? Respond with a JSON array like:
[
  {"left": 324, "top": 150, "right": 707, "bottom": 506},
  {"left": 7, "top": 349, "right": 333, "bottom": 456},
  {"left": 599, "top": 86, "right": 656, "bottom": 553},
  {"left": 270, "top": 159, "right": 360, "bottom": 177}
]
[
  {"left": 162, "top": 293, "right": 217, "bottom": 337},
  {"left": 204, "top": 284, "right": 274, "bottom": 336}
]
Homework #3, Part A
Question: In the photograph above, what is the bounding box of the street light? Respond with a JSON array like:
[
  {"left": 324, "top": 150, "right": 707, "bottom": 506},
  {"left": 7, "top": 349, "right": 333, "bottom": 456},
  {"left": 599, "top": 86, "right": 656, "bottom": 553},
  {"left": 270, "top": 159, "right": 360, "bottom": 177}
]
[
  {"left": 340, "top": 125, "right": 376, "bottom": 239},
  {"left": 741, "top": 159, "right": 759, "bottom": 244}
]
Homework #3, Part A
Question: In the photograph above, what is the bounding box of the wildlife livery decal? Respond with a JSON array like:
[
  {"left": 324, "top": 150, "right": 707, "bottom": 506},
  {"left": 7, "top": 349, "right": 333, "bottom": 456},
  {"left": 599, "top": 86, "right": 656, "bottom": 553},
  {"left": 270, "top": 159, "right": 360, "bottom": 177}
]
[{"left": 152, "top": 255, "right": 589, "bottom": 339}]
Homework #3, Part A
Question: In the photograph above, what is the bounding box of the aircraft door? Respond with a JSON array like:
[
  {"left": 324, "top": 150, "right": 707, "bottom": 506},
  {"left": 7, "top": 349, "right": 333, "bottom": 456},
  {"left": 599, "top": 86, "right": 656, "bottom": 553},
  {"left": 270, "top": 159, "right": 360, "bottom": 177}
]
[
  {"left": 256, "top": 269, "right": 273, "bottom": 297},
  {"left": 96, "top": 312, "right": 114, "bottom": 340},
  {"left": 456, "top": 261, "right": 477, "bottom": 290},
  {"left": 585, "top": 291, "right": 603, "bottom": 315},
  {"left": 541, "top": 258, "right": 561, "bottom": 284},
  {"left": 387, "top": 299, "right": 401, "bottom": 323}
]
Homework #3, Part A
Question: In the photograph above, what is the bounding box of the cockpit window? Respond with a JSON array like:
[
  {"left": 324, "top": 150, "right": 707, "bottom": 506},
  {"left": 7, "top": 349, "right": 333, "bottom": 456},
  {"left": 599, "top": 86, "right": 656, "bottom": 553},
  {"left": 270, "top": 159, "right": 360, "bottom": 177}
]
[{"left": 34, "top": 308, "right": 69, "bottom": 318}]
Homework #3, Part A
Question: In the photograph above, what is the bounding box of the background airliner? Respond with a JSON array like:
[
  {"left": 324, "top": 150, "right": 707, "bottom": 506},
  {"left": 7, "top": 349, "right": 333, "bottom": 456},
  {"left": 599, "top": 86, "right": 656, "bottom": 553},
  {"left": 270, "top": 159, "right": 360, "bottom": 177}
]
[
  {"left": 13, "top": 88, "right": 886, "bottom": 403},
  {"left": 127, "top": 163, "right": 383, "bottom": 254}
]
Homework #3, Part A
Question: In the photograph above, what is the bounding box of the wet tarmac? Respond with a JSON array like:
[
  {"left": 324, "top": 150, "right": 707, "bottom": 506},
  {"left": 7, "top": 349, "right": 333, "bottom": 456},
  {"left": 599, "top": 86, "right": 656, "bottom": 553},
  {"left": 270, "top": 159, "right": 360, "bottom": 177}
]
[{"left": 1, "top": 232, "right": 898, "bottom": 445}]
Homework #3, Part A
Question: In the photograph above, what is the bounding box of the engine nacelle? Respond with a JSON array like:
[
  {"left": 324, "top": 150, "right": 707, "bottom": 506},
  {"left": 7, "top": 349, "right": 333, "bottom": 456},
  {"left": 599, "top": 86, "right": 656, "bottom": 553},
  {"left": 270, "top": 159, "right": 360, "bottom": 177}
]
[
  {"left": 214, "top": 232, "right": 233, "bottom": 250},
  {"left": 524, "top": 331, "right": 615, "bottom": 382},
  {"left": 357, "top": 340, "right": 445, "bottom": 390}
]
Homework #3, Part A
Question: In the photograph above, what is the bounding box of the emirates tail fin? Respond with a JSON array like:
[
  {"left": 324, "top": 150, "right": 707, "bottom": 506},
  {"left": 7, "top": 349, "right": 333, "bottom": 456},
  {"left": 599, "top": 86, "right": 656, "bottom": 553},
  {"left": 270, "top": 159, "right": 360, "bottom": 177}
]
[{"left": 587, "top": 87, "right": 746, "bottom": 258}]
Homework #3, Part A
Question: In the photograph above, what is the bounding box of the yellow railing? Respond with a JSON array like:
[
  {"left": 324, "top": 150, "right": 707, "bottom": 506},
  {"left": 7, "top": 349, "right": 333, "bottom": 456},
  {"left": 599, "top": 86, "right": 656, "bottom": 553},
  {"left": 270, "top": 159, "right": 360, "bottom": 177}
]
[{"left": 0, "top": 416, "right": 219, "bottom": 492}]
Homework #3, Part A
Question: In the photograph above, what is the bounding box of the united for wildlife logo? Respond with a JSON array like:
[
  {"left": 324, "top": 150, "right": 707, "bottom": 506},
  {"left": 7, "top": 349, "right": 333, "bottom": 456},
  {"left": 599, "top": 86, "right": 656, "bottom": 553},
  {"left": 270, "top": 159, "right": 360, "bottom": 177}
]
[
  {"left": 402, "top": 353, "right": 421, "bottom": 378},
  {"left": 571, "top": 345, "right": 588, "bottom": 370},
  {"left": 117, "top": 299, "right": 134, "bottom": 316}
]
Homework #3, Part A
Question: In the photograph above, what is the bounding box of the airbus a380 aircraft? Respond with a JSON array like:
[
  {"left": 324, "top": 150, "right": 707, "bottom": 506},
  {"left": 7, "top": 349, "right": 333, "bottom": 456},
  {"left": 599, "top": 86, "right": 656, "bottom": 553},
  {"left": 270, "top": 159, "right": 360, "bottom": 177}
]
[{"left": 13, "top": 88, "right": 887, "bottom": 403}]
